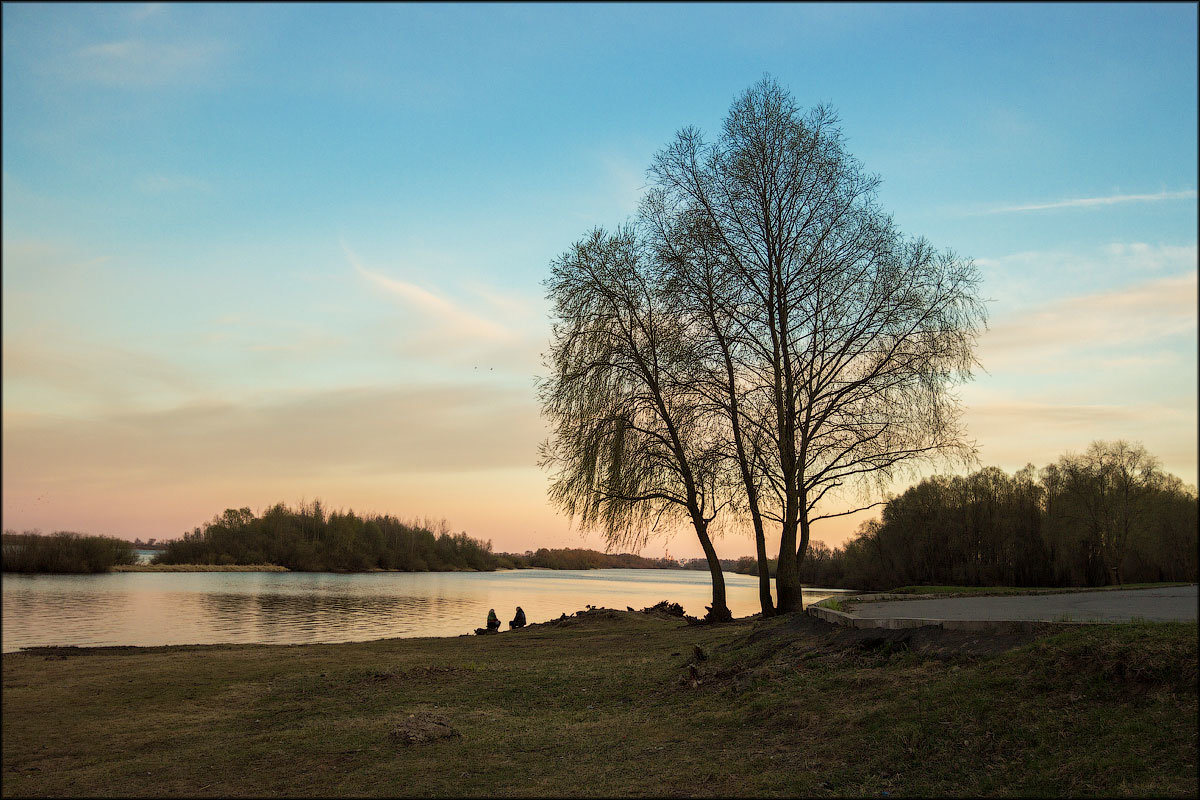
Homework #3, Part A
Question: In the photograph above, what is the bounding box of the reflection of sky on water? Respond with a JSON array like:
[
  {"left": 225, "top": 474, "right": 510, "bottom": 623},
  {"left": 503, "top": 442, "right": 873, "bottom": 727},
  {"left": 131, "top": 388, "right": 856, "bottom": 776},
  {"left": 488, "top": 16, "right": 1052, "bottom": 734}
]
[{"left": 1, "top": 569, "right": 847, "bottom": 652}]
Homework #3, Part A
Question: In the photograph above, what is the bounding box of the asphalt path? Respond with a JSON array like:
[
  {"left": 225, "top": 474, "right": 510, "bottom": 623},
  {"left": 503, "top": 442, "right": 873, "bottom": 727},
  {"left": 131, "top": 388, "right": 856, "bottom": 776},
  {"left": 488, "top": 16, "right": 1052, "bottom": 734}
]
[{"left": 849, "top": 586, "right": 1197, "bottom": 623}]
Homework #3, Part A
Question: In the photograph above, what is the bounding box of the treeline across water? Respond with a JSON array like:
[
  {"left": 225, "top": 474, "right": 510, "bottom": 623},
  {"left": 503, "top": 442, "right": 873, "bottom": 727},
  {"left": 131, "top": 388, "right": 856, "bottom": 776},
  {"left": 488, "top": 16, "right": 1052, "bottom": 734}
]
[
  {"left": 156, "top": 502, "right": 496, "bottom": 572},
  {"left": 159, "top": 503, "right": 750, "bottom": 573},
  {"left": 494, "top": 548, "right": 677, "bottom": 570},
  {"left": 2, "top": 531, "right": 138, "bottom": 573},
  {"left": 9, "top": 441, "right": 1194, "bottom": 585},
  {"left": 2, "top": 511, "right": 753, "bottom": 575},
  {"left": 785, "top": 441, "right": 1197, "bottom": 590},
  {"left": 158, "top": 505, "right": 707, "bottom": 573}
]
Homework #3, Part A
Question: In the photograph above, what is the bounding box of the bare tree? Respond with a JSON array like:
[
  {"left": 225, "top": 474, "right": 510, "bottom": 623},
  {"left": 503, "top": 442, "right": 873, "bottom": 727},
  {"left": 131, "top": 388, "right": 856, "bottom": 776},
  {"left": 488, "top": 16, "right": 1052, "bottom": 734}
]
[
  {"left": 645, "top": 77, "right": 987, "bottom": 612},
  {"left": 538, "top": 227, "right": 735, "bottom": 621},
  {"left": 642, "top": 196, "right": 778, "bottom": 615},
  {"left": 1057, "top": 440, "right": 1163, "bottom": 585}
]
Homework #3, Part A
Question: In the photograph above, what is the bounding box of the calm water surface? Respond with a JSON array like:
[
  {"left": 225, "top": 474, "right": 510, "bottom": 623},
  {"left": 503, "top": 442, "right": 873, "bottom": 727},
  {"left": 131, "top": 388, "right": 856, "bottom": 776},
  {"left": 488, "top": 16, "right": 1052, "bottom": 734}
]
[{"left": 1, "top": 569, "right": 847, "bottom": 652}]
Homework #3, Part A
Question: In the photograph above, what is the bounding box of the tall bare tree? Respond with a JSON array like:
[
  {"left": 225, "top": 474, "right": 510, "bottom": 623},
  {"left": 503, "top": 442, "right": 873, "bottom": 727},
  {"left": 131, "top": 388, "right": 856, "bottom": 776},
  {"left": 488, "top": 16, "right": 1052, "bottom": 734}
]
[
  {"left": 539, "top": 227, "right": 735, "bottom": 621},
  {"left": 1057, "top": 440, "right": 1163, "bottom": 586},
  {"left": 642, "top": 197, "right": 778, "bottom": 615},
  {"left": 646, "top": 77, "right": 987, "bottom": 612}
]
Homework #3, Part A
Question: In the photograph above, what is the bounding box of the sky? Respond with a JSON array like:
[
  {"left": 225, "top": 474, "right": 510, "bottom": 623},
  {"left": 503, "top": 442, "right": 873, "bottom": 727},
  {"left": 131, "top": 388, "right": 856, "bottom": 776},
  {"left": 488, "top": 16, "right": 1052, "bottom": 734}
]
[{"left": 3, "top": 3, "right": 1197, "bottom": 560}]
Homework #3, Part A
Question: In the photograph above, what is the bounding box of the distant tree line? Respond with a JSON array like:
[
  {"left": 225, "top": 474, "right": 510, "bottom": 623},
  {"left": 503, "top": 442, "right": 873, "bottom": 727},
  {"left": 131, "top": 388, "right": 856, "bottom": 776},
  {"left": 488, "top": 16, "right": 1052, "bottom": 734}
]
[
  {"left": 499, "top": 550, "right": 770, "bottom": 573},
  {"left": 495, "top": 547, "right": 680, "bottom": 570},
  {"left": 155, "top": 502, "right": 497, "bottom": 572},
  {"left": 2, "top": 531, "right": 138, "bottom": 573},
  {"left": 133, "top": 538, "right": 167, "bottom": 550},
  {"left": 743, "top": 441, "right": 1197, "bottom": 590},
  {"left": 732, "top": 556, "right": 776, "bottom": 578},
  {"left": 679, "top": 557, "right": 747, "bottom": 573},
  {"left": 494, "top": 549, "right": 765, "bottom": 572}
]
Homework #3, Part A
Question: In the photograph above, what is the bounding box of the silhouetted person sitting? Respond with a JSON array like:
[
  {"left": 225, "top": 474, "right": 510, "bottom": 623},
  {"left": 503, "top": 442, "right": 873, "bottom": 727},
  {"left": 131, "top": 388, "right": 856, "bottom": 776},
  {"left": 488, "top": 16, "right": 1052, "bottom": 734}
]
[
  {"left": 486, "top": 608, "right": 500, "bottom": 631},
  {"left": 510, "top": 606, "right": 526, "bottom": 629}
]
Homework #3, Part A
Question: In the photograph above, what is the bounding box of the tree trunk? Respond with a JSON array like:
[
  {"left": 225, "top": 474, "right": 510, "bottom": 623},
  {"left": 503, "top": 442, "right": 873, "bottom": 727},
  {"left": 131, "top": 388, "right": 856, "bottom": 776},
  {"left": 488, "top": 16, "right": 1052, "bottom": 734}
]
[
  {"left": 792, "top": 514, "right": 811, "bottom": 611},
  {"left": 714, "top": 317, "right": 774, "bottom": 617},
  {"left": 752, "top": 514, "right": 775, "bottom": 616},
  {"left": 775, "top": 516, "right": 802, "bottom": 613},
  {"left": 694, "top": 517, "right": 732, "bottom": 621}
]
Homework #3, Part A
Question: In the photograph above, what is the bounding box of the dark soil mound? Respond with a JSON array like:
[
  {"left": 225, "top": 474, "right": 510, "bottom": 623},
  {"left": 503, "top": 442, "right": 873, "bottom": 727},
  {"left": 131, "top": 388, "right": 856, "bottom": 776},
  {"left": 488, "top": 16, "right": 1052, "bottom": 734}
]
[
  {"left": 389, "top": 712, "right": 460, "bottom": 746},
  {"left": 677, "top": 612, "right": 1052, "bottom": 692},
  {"left": 734, "top": 612, "right": 1045, "bottom": 660}
]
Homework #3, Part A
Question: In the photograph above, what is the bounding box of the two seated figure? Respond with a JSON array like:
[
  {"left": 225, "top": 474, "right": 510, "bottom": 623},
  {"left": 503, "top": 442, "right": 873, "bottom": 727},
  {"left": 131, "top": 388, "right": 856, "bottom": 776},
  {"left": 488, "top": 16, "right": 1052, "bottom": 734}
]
[{"left": 475, "top": 606, "right": 525, "bottom": 635}]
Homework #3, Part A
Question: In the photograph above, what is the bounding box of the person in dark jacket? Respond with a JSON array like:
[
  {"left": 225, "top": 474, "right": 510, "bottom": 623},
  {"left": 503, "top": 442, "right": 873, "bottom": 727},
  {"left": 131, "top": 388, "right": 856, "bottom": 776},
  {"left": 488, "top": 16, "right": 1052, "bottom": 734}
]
[{"left": 510, "top": 606, "right": 526, "bottom": 629}]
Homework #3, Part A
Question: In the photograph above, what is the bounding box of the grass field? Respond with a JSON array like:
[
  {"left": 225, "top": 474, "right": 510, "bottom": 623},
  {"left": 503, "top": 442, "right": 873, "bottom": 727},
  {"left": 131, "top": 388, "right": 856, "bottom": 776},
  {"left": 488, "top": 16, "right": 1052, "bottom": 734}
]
[{"left": 2, "top": 610, "right": 1195, "bottom": 797}]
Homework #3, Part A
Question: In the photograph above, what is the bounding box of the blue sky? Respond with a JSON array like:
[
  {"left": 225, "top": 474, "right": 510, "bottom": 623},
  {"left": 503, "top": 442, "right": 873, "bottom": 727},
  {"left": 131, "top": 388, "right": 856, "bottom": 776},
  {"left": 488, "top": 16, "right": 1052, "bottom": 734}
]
[{"left": 3, "top": 3, "right": 1197, "bottom": 557}]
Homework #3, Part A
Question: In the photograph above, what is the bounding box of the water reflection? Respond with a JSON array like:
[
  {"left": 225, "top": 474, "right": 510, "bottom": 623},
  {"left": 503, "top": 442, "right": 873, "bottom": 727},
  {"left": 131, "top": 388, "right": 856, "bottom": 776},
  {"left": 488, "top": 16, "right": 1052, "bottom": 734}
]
[{"left": 1, "top": 569, "right": 848, "bottom": 652}]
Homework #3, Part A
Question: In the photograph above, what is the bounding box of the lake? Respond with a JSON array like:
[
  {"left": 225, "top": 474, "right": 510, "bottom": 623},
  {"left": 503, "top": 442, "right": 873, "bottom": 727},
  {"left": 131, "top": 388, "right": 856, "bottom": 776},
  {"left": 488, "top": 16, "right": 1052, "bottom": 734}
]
[{"left": 1, "top": 569, "right": 848, "bottom": 653}]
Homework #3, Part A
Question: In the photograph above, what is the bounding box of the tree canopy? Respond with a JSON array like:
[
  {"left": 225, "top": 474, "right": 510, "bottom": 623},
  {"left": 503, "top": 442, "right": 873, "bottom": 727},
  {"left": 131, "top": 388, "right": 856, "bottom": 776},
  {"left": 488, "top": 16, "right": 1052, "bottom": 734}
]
[
  {"left": 796, "top": 441, "right": 1197, "bottom": 590},
  {"left": 155, "top": 502, "right": 497, "bottom": 572},
  {"left": 541, "top": 76, "right": 986, "bottom": 614}
]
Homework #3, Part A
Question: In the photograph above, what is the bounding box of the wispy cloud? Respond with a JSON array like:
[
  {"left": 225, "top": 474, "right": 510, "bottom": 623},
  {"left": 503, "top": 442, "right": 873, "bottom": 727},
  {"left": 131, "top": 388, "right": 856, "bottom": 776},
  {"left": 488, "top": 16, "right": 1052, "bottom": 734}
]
[
  {"left": 962, "top": 398, "right": 1197, "bottom": 485},
  {"left": 71, "top": 38, "right": 227, "bottom": 87},
  {"left": 2, "top": 383, "right": 545, "bottom": 485},
  {"left": 973, "top": 241, "right": 1198, "bottom": 311},
  {"left": 963, "top": 269, "right": 1198, "bottom": 483},
  {"left": 130, "top": 3, "right": 167, "bottom": 23},
  {"left": 462, "top": 280, "right": 547, "bottom": 325},
  {"left": 342, "top": 241, "right": 514, "bottom": 343},
  {"left": 1, "top": 384, "right": 552, "bottom": 541},
  {"left": 979, "top": 271, "right": 1197, "bottom": 371},
  {"left": 1101, "top": 242, "right": 1198, "bottom": 272},
  {"left": 1, "top": 238, "right": 112, "bottom": 280},
  {"left": 980, "top": 189, "right": 1197, "bottom": 214},
  {"left": 2, "top": 335, "right": 206, "bottom": 414}
]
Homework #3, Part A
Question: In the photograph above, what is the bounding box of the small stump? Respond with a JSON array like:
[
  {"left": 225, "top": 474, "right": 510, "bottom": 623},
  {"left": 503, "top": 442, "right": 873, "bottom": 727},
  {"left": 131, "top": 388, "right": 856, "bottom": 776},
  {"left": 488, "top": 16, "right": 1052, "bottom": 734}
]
[{"left": 389, "top": 712, "right": 460, "bottom": 746}]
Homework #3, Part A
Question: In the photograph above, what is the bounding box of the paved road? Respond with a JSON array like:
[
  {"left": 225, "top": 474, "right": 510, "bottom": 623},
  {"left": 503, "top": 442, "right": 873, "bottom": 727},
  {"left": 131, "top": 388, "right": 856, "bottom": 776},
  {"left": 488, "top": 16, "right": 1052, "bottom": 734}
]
[{"left": 850, "top": 586, "right": 1197, "bottom": 623}]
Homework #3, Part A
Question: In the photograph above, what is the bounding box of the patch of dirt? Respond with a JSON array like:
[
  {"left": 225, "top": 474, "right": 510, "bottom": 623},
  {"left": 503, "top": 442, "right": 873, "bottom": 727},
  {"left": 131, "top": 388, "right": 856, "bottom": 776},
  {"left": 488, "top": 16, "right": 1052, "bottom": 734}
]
[
  {"left": 677, "top": 613, "right": 1052, "bottom": 691},
  {"left": 403, "top": 664, "right": 462, "bottom": 678},
  {"left": 735, "top": 613, "right": 1046, "bottom": 660},
  {"left": 821, "top": 622, "right": 1045, "bottom": 660},
  {"left": 389, "top": 712, "right": 460, "bottom": 746}
]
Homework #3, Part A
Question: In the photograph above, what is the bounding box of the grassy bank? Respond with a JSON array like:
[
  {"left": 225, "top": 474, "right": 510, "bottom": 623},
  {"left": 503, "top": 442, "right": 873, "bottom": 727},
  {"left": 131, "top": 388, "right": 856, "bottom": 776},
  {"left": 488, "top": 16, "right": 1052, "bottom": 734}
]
[{"left": 2, "top": 611, "right": 1195, "bottom": 797}]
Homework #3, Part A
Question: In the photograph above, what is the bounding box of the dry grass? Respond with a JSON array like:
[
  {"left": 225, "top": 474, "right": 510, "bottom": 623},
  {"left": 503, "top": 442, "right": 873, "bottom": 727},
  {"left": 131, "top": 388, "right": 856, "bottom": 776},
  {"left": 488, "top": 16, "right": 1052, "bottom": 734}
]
[{"left": 2, "top": 610, "right": 1195, "bottom": 797}]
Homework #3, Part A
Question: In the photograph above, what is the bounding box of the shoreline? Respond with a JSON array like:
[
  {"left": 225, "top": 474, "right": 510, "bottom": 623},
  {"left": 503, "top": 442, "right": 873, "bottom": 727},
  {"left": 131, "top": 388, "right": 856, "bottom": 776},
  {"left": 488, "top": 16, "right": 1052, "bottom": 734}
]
[{"left": 111, "top": 563, "right": 291, "bottom": 572}]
